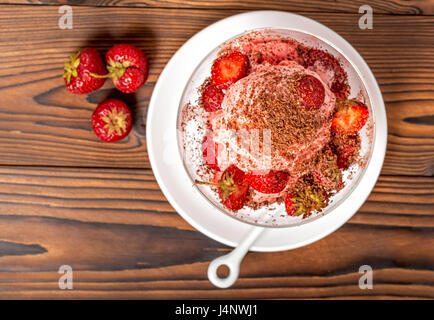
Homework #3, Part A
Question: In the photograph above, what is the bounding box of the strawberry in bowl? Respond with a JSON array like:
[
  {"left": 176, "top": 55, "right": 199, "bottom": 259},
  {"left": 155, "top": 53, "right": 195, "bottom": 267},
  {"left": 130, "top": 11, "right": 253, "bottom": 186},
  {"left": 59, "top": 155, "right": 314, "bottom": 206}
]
[
  {"left": 149, "top": 14, "right": 385, "bottom": 288},
  {"left": 196, "top": 165, "right": 249, "bottom": 212},
  {"left": 180, "top": 30, "right": 371, "bottom": 217}
]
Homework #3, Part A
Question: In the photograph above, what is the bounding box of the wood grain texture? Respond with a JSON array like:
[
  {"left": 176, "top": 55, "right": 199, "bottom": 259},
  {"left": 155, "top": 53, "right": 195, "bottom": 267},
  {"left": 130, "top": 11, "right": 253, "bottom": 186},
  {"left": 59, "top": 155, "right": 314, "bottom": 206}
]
[
  {"left": 0, "top": 6, "right": 433, "bottom": 174},
  {"left": 0, "top": 2, "right": 433, "bottom": 300},
  {"left": 2, "top": 0, "right": 434, "bottom": 15},
  {"left": 0, "top": 167, "right": 432, "bottom": 298}
]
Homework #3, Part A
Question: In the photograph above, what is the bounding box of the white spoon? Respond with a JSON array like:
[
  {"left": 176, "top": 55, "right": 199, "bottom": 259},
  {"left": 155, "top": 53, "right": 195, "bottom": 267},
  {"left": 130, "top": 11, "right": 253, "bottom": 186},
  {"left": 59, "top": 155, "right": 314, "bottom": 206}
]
[{"left": 207, "top": 226, "right": 265, "bottom": 288}]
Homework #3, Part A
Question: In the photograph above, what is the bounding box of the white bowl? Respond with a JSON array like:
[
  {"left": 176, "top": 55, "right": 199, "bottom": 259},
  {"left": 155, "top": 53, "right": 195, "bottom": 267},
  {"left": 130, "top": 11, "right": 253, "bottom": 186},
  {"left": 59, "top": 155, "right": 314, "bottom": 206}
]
[{"left": 146, "top": 11, "right": 387, "bottom": 252}]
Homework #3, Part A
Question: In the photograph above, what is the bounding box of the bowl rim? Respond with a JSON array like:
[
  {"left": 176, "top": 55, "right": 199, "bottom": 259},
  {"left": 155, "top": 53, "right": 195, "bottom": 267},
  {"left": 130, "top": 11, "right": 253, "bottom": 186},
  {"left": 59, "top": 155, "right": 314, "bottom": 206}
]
[{"left": 146, "top": 10, "right": 387, "bottom": 252}]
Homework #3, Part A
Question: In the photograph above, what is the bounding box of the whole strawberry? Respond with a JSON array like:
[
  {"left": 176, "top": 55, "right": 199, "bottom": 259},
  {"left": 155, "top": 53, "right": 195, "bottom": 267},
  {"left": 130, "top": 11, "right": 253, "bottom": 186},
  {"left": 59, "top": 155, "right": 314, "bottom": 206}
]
[
  {"left": 92, "top": 98, "right": 133, "bottom": 142},
  {"left": 63, "top": 48, "right": 106, "bottom": 94},
  {"left": 105, "top": 44, "right": 148, "bottom": 93},
  {"left": 284, "top": 186, "right": 328, "bottom": 217},
  {"left": 195, "top": 165, "right": 249, "bottom": 212}
]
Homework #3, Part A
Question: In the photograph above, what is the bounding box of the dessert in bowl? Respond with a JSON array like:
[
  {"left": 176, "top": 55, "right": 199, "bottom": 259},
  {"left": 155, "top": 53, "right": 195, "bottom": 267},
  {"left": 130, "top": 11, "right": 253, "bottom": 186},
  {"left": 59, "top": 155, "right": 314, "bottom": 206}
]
[
  {"left": 148, "top": 11, "right": 386, "bottom": 252},
  {"left": 179, "top": 29, "right": 373, "bottom": 227}
]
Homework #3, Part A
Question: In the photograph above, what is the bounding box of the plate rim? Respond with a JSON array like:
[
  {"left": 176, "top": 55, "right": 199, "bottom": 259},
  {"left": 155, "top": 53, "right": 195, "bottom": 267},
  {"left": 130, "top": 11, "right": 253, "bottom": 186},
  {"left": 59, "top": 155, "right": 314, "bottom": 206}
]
[{"left": 146, "top": 10, "right": 387, "bottom": 252}]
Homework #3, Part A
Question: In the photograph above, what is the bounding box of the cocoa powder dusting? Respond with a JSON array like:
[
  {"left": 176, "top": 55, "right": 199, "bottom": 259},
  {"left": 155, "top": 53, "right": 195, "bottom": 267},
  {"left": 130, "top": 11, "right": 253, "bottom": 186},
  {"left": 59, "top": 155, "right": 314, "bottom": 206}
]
[{"left": 225, "top": 71, "right": 324, "bottom": 163}]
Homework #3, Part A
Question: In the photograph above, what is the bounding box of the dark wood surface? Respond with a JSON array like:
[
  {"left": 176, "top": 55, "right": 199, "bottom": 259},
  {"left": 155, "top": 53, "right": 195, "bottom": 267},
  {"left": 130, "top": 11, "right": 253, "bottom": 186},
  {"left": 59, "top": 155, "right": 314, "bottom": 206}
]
[
  {"left": 2, "top": 0, "right": 434, "bottom": 14},
  {"left": 0, "top": 6, "right": 433, "bottom": 174},
  {"left": 0, "top": 0, "right": 433, "bottom": 299}
]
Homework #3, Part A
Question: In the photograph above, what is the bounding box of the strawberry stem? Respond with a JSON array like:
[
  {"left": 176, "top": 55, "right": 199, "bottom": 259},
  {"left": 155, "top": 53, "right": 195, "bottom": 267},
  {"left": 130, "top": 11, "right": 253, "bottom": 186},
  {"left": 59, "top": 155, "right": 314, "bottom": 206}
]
[
  {"left": 89, "top": 72, "right": 110, "bottom": 79},
  {"left": 63, "top": 51, "right": 80, "bottom": 84},
  {"left": 90, "top": 59, "right": 131, "bottom": 81},
  {"left": 194, "top": 179, "right": 219, "bottom": 188}
]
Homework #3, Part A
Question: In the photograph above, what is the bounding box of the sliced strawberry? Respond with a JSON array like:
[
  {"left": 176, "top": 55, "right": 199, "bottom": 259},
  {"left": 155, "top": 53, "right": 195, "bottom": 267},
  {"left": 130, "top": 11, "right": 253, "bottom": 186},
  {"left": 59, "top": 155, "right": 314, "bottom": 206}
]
[
  {"left": 245, "top": 170, "right": 289, "bottom": 194},
  {"left": 202, "top": 83, "right": 224, "bottom": 112},
  {"left": 296, "top": 75, "right": 325, "bottom": 109},
  {"left": 331, "top": 100, "right": 369, "bottom": 135},
  {"left": 195, "top": 165, "right": 248, "bottom": 212},
  {"left": 201, "top": 132, "right": 220, "bottom": 171},
  {"left": 300, "top": 48, "right": 349, "bottom": 100},
  {"left": 211, "top": 51, "right": 248, "bottom": 86}
]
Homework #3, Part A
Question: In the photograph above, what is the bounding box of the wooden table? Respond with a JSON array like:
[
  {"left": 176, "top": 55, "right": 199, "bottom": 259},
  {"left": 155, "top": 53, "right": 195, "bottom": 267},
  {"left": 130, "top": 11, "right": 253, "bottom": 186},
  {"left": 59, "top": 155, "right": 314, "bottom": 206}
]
[{"left": 0, "top": 0, "right": 432, "bottom": 299}]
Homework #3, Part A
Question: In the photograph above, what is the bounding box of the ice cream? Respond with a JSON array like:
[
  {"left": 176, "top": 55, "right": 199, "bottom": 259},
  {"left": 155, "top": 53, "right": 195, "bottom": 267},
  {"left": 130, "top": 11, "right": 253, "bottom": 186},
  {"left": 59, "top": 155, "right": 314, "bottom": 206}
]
[{"left": 210, "top": 62, "right": 336, "bottom": 176}]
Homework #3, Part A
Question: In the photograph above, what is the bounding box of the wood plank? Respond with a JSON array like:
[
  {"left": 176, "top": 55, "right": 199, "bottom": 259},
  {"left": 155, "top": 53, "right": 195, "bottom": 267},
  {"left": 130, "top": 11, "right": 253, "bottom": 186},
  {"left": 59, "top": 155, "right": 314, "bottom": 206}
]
[
  {"left": 2, "top": 0, "right": 434, "bottom": 15},
  {"left": 0, "top": 6, "right": 433, "bottom": 175},
  {"left": 0, "top": 166, "right": 432, "bottom": 298},
  {"left": 0, "top": 167, "right": 431, "bottom": 228}
]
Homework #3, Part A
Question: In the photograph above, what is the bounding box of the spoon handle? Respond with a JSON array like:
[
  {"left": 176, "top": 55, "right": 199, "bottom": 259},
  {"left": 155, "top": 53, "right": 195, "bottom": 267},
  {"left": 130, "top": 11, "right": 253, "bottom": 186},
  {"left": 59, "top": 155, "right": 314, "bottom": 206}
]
[{"left": 207, "top": 226, "right": 265, "bottom": 288}]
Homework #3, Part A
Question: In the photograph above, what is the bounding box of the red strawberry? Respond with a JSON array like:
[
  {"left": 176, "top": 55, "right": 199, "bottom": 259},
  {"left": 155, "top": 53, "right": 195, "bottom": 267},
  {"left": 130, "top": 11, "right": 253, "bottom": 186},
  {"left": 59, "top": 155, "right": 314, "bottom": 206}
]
[
  {"left": 296, "top": 75, "right": 325, "bottom": 109},
  {"left": 285, "top": 193, "right": 296, "bottom": 216},
  {"left": 284, "top": 186, "right": 328, "bottom": 217},
  {"left": 312, "top": 148, "right": 343, "bottom": 191},
  {"left": 92, "top": 98, "right": 133, "bottom": 142},
  {"left": 300, "top": 48, "right": 349, "bottom": 100},
  {"left": 211, "top": 51, "right": 248, "bottom": 86},
  {"left": 202, "top": 132, "right": 220, "bottom": 171},
  {"left": 63, "top": 48, "right": 106, "bottom": 94},
  {"left": 331, "top": 100, "right": 369, "bottom": 135},
  {"left": 336, "top": 144, "right": 355, "bottom": 169},
  {"left": 332, "top": 134, "right": 360, "bottom": 169},
  {"left": 202, "top": 83, "right": 225, "bottom": 112},
  {"left": 195, "top": 165, "right": 249, "bottom": 211},
  {"left": 245, "top": 170, "right": 289, "bottom": 194},
  {"left": 104, "top": 44, "right": 148, "bottom": 93}
]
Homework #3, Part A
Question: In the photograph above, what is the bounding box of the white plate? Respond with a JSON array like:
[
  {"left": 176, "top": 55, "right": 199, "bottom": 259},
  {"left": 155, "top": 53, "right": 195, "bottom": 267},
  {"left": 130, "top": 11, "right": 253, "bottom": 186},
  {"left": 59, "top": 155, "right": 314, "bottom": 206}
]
[{"left": 146, "top": 11, "right": 387, "bottom": 252}]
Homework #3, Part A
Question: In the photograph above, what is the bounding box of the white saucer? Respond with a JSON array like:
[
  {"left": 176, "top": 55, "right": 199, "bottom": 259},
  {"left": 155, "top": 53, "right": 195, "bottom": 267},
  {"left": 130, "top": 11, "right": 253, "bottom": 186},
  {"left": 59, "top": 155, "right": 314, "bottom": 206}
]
[{"left": 146, "top": 11, "right": 387, "bottom": 252}]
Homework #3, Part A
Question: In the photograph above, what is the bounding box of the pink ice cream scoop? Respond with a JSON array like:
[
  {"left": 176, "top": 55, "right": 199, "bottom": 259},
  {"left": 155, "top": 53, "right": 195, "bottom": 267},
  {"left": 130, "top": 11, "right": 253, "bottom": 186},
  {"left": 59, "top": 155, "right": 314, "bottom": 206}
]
[{"left": 210, "top": 61, "right": 336, "bottom": 177}]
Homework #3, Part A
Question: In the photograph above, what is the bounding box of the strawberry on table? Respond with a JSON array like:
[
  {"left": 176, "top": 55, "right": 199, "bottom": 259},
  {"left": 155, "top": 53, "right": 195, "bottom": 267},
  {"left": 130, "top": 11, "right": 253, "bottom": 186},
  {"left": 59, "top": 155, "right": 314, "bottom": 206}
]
[
  {"left": 245, "top": 170, "right": 289, "bottom": 194},
  {"left": 331, "top": 99, "right": 369, "bottom": 135},
  {"left": 195, "top": 165, "right": 249, "bottom": 212},
  {"left": 63, "top": 48, "right": 106, "bottom": 94},
  {"left": 201, "top": 82, "right": 225, "bottom": 112},
  {"left": 103, "top": 44, "right": 148, "bottom": 93},
  {"left": 296, "top": 75, "right": 325, "bottom": 109},
  {"left": 211, "top": 51, "right": 248, "bottom": 87},
  {"left": 92, "top": 98, "right": 133, "bottom": 142}
]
